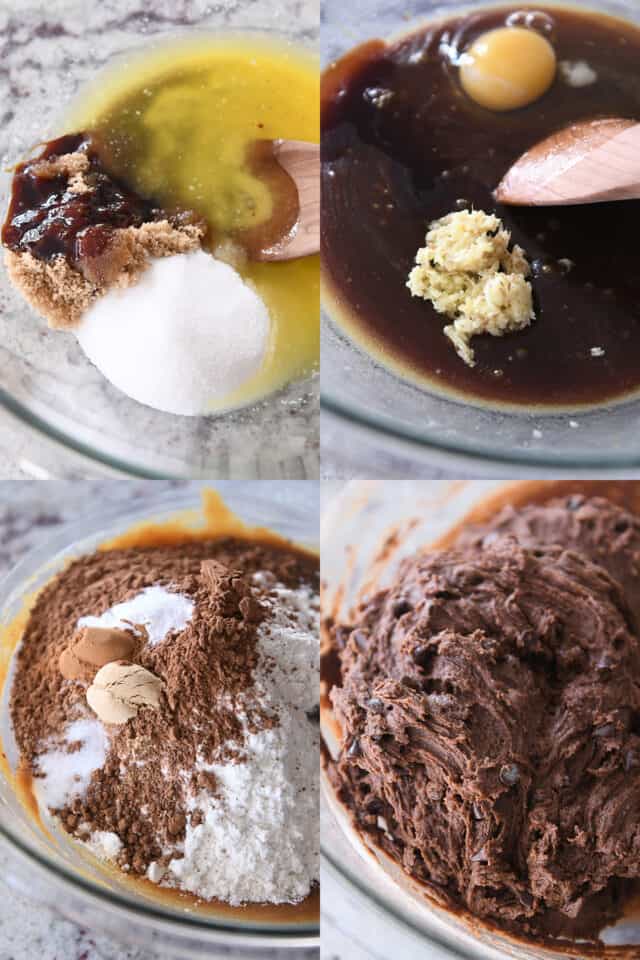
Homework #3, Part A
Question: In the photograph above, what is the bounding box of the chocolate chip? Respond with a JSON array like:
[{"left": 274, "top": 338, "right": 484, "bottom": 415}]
[
  {"left": 499, "top": 763, "right": 521, "bottom": 787},
  {"left": 566, "top": 495, "right": 583, "bottom": 511},
  {"left": 472, "top": 803, "right": 484, "bottom": 820},
  {"left": 306, "top": 704, "right": 320, "bottom": 723},
  {"left": 391, "top": 599, "right": 412, "bottom": 617},
  {"left": 366, "top": 798, "right": 385, "bottom": 814},
  {"left": 347, "top": 738, "right": 362, "bottom": 758},
  {"left": 367, "top": 697, "right": 385, "bottom": 714},
  {"left": 412, "top": 644, "right": 431, "bottom": 666}
]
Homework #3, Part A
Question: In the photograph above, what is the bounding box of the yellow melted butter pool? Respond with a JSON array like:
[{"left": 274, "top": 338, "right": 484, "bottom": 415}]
[{"left": 65, "top": 33, "right": 319, "bottom": 411}]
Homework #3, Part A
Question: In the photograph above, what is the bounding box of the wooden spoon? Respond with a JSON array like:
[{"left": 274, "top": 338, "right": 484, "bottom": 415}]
[
  {"left": 495, "top": 117, "right": 640, "bottom": 206},
  {"left": 242, "top": 139, "right": 319, "bottom": 261}
]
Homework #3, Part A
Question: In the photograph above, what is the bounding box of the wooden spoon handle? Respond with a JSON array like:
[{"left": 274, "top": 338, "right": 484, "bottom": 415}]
[{"left": 271, "top": 139, "right": 319, "bottom": 259}]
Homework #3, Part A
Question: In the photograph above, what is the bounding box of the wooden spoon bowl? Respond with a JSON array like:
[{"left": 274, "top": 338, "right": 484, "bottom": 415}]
[
  {"left": 495, "top": 117, "right": 640, "bottom": 206},
  {"left": 241, "top": 139, "right": 319, "bottom": 261}
]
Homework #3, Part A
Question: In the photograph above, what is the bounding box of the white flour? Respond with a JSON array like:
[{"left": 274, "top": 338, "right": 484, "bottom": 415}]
[
  {"left": 77, "top": 585, "right": 194, "bottom": 647},
  {"left": 163, "top": 579, "right": 319, "bottom": 904}
]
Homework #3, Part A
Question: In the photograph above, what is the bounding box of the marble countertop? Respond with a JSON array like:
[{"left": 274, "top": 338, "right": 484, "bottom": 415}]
[{"left": 0, "top": 479, "right": 318, "bottom": 960}]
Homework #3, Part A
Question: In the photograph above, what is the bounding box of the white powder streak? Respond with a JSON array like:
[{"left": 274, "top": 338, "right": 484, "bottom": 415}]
[
  {"left": 560, "top": 59, "right": 597, "bottom": 87},
  {"left": 166, "top": 580, "right": 319, "bottom": 905},
  {"left": 36, "top": 718, "right": 108, "bottom": 810},
  {"left": 77, "top": 585, "right": 194, "bottom": 647}
]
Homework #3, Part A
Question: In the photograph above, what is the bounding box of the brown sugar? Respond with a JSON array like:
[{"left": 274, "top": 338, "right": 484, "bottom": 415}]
[
  {"left": 1, "top": 132, "right": 205, "bottom": 328},
  {"left": 4, "top": 220, "right": 203, "bottom": 329}
]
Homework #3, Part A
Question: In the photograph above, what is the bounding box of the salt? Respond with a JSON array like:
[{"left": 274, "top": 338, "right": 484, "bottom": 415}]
[
  {"left": 560, "top": 60, "right": 597, "bottom": 87},
  {"left": 77, "top": 585, "right": 194, "bottom": 647},
  {"left": 36, "top": 718, "right": 108, "bottom": 810}
]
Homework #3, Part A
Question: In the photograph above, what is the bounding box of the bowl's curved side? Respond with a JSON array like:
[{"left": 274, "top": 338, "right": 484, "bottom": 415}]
[{"left": 0, "top": 483, "right": 320, "bottom": 951}]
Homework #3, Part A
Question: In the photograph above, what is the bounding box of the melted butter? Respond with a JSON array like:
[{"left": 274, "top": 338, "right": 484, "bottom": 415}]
[
  {"left": 100, "top": 488, "right": 318, "bottom": 558},
  {"left": 64, "top": 34, "right": 319, "bottom": 409},
  {"left": 0, "top": 489, "right": 318, "bottom": 926}
]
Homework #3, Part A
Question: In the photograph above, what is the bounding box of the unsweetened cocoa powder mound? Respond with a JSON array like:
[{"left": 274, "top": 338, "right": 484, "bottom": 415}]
[{"left": 11, "top": 537, "right": 318, "bottom": 875}]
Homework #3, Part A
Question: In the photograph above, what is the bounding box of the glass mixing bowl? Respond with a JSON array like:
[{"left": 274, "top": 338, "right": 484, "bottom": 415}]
[
  {"left": 0, "top": 0, "right": 318, "bottom": 480},
  {"left": 320, "top": 0, "right": 640, "bottom": 476},
  {"left": 320, "top": 480, "right": 640, "bottom": 959},
  {"left": 0, "top": 483, "right": 319, "bottom": 957}
]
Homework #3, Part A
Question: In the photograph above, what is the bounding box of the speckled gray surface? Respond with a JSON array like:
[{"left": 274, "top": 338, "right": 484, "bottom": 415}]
[
  {"left": 0, "top": 479, "right": 318, "bottom": 959},
  {"left": 0, "top": 0, "right": 319, "bottom": 481}
]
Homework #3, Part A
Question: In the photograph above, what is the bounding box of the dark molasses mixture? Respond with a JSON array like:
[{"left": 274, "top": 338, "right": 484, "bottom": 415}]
[
  {"left": 2, "top": 131, "right": 296, "bottom": 267},
  {"left": 321, "top": 6, "right": 640, "bottom": 407},
  {"left": 1, "top": 133, "right": 160, "bottom": 269}
]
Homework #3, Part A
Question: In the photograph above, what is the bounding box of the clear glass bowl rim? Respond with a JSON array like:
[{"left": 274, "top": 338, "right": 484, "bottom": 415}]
[{"left": 0, "top": 484, "right": 319, "bottom": 948}]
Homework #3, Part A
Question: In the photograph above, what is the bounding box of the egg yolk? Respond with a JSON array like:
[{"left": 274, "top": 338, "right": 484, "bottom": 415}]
[{"left": 459, "top": 26, "right": 556, "bottom": 111}]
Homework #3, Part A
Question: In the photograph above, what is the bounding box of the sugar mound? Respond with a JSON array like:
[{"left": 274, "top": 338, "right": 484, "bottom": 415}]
[{"left": 76, "top": 251, "right": 270, "bottom": 415}]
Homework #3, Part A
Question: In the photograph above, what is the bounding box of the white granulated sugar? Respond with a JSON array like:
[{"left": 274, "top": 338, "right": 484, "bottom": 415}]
[
  {"left": 76, "top": 250, "right": 270, "bottom": 416},
  {"left": 560, "top": 60, "right": 597, "bottom": 87},
  {"left": 166, "top": 581, "right": 319, "bottom": 905},
  {"left": 36, "top": 718, "right": 108, "bottom": 810},
  {"left": 77, "top": 584, "right": 194, "bottom": 647}
]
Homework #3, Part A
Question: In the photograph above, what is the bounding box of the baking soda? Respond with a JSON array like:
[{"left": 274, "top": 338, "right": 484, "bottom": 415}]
[{"left": 78, "top": 585, "right": 194, "bottom": 647}]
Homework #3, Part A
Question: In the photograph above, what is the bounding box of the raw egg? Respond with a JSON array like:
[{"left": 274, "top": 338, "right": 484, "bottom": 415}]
[{"left": 460, "top": 26, "right": 556, "bottom": 111}]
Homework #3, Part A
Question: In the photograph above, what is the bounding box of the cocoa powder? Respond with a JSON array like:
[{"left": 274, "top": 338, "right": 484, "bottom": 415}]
[{"left": 11, "top": 537, "right": 318, "bottom": 876}]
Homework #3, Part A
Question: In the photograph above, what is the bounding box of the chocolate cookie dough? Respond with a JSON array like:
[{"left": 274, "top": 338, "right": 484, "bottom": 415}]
[
  {"left": 326, "top": 496, "right": 640, "bottom": 942},
  {"left": 458, "top": 494, "right": 640, "bottom": 629}
]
